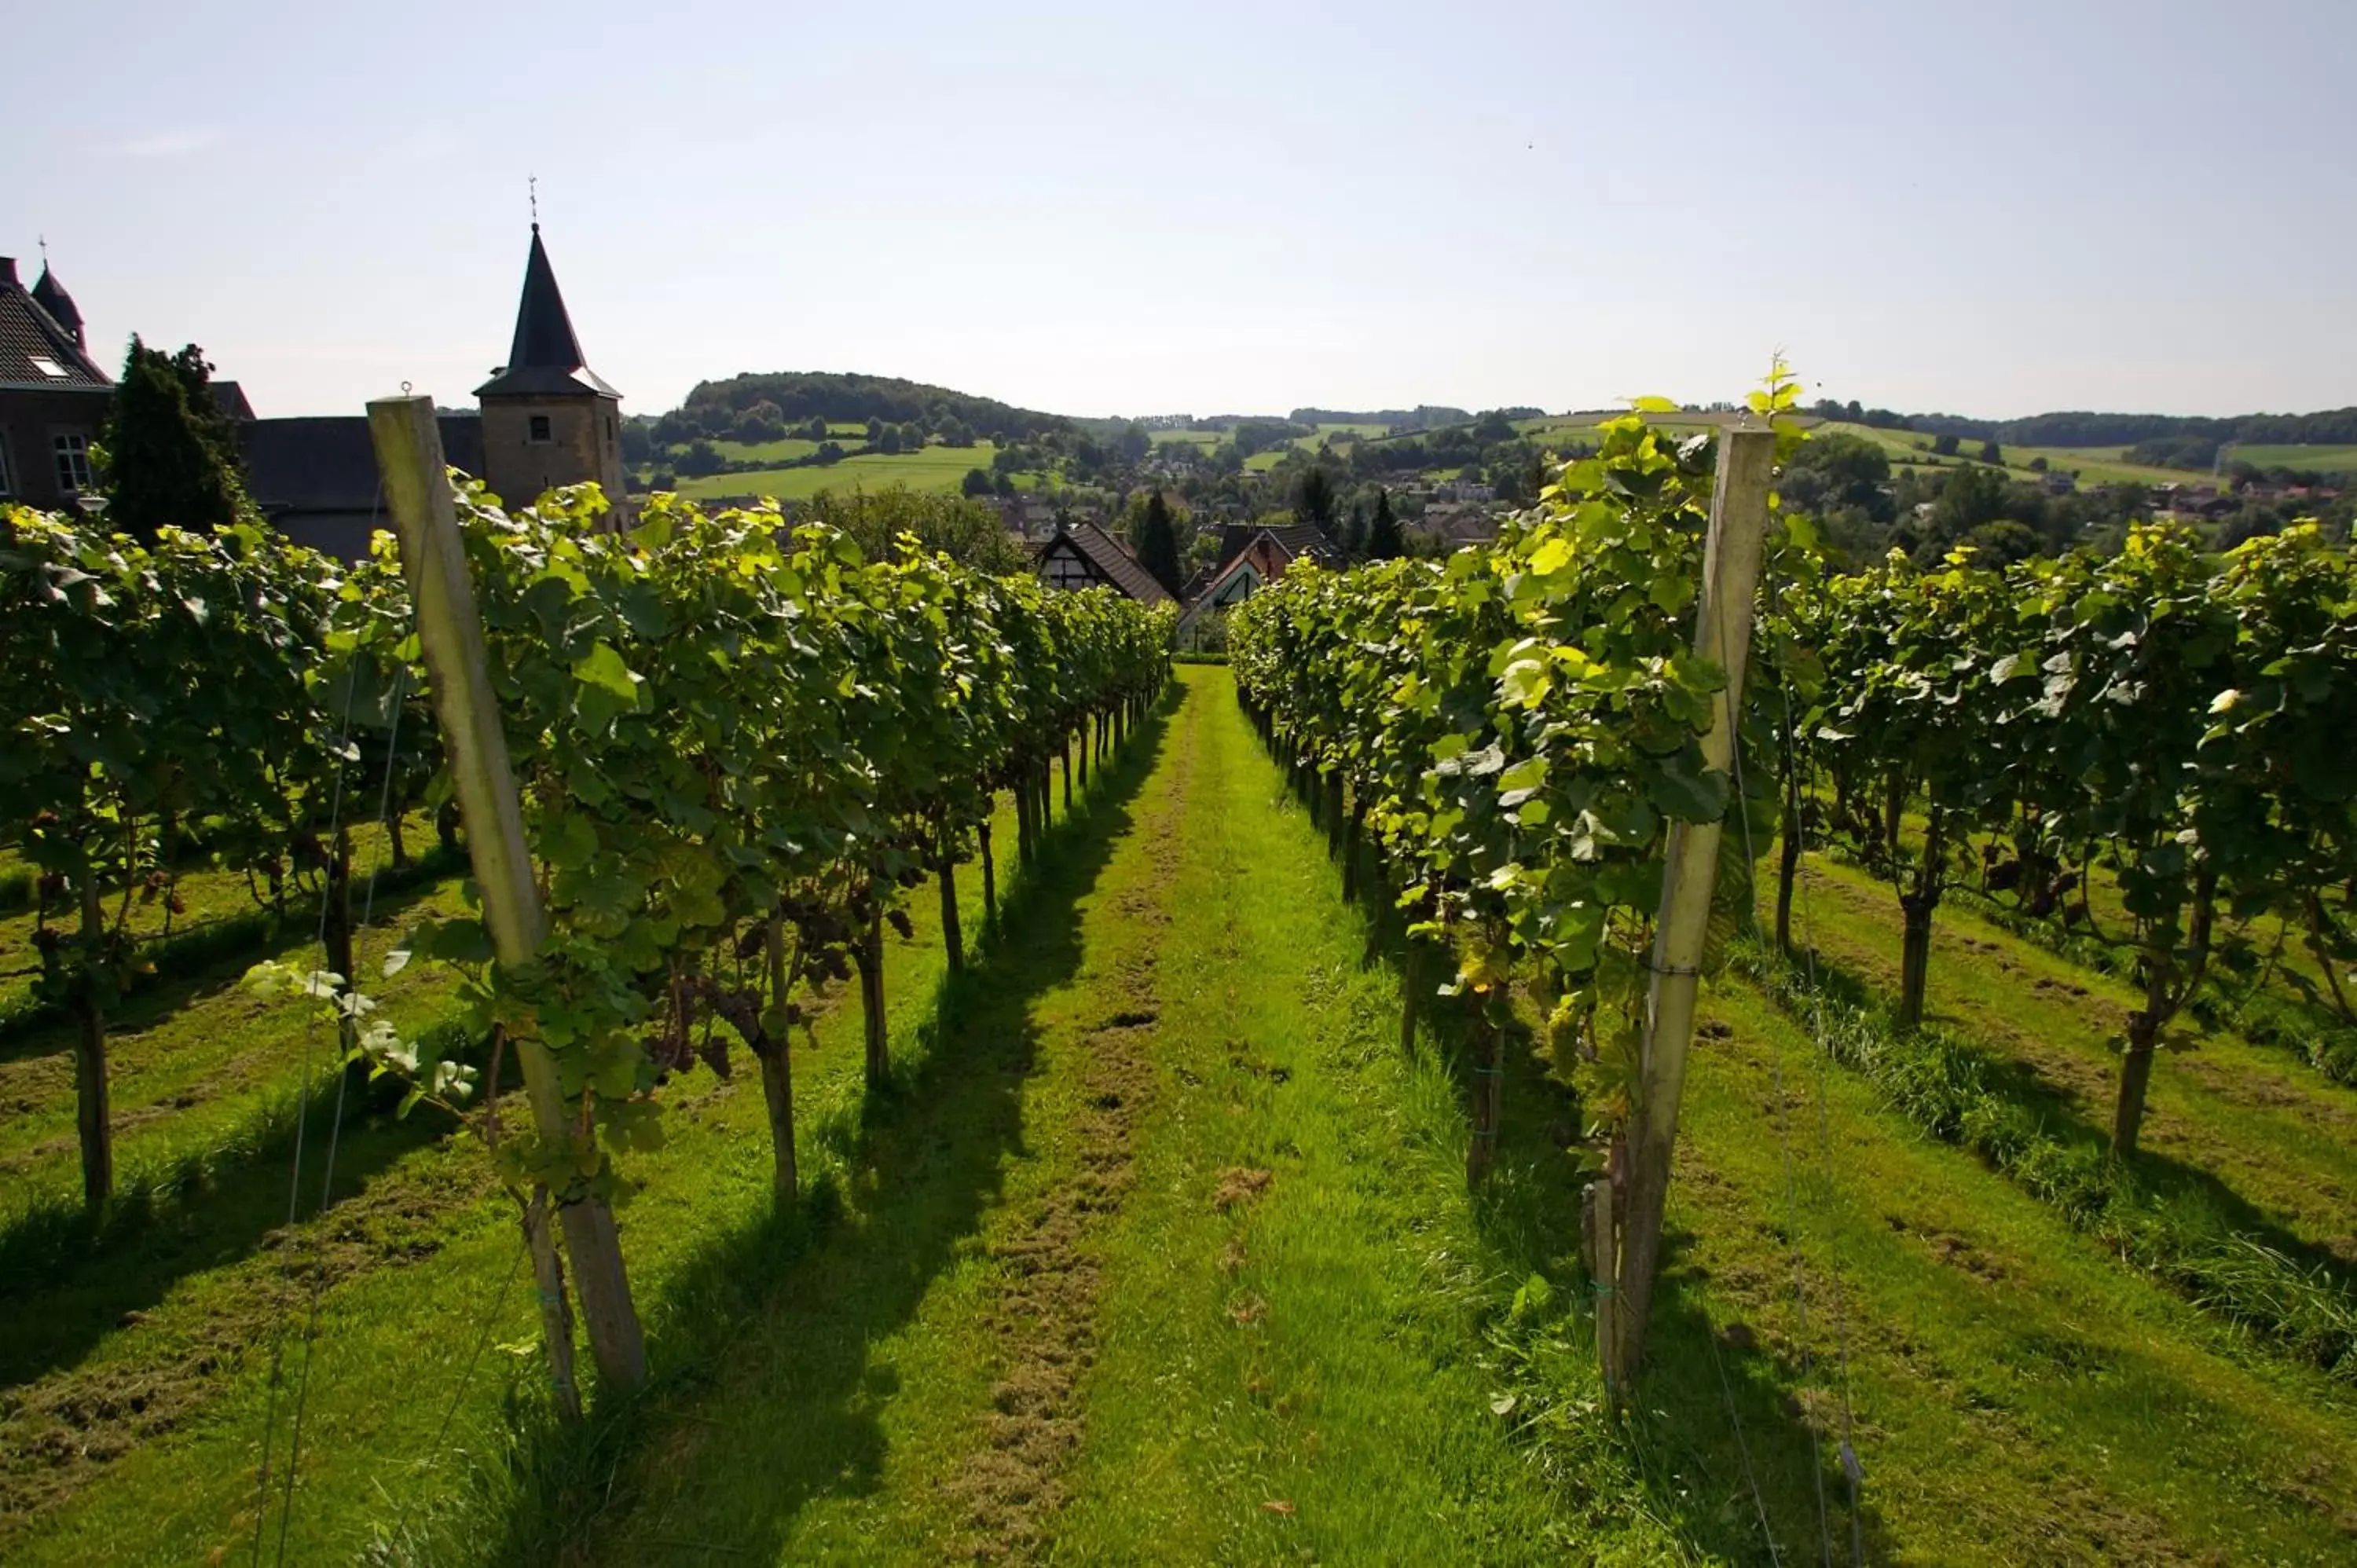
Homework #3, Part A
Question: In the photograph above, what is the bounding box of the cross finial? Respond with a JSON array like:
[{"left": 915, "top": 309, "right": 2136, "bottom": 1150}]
[
  {"left": 529, "top": 174, "right": 539, "bottom": 230},
  {"left": 37, "top": 234, "right": 47, "bottom": 266}
]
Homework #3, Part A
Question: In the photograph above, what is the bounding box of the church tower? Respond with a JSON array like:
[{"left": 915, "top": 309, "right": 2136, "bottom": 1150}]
[
  {"left": 31, "top": 259, "right": 85, "bottom": 352},
  {"left": 475, "top": 223, "right": 629, "bottom": 516}
]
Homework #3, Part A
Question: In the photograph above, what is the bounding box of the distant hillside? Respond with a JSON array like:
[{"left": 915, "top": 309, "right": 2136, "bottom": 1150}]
[
  {"left": 673, "top": 371, "right": 1072, "bottom": 441},
  {"left": 1288, "top": 405, "right": 1502, "bottom": 432},
  {"left": 1901, "top": 407, "right": 2357, "bottom": 456}
]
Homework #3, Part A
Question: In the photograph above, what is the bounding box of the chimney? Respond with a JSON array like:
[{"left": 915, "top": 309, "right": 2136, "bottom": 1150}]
[{"left": 0, "top": 258, "right": 16, "bottom": 288}]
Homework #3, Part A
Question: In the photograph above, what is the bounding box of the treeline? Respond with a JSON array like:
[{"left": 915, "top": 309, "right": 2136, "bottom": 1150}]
[
  {"left": 1904, "top": 407, "right": 2357, "bottom": 453},
  {"left": 664, "top": 371, "right": 1072, "bottom": 445}
]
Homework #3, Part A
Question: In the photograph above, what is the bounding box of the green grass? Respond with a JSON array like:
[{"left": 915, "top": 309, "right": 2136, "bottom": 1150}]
[
  {"left": 671, "top": 442, "right": 1010, "bottom": 502},
  {"left": 2228, "top": 444, "right": 2357, "bottom": 477},
  {"left": 13, "top": 670, "right": 2357, "bottom": 1563},
  {"left": 1777, "top": 855, "right": 2357, "bottom": 1271}
]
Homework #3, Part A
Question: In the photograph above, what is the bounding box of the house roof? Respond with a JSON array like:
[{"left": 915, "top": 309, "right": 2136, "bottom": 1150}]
[
  {"left": 211, "top": 380, "right": 257, "bottom": 421},
  {"left": 242, "top": 414, "right": 488, "bottom": 516},
  {"left": 0, "top": 256, "right": 110, "bottom": 392},
  {"left": 1039, "top": 521, "right": 1173, "bottom": 603},
  {"left": 475, "top": 225, "right": 620, "bottom": 400},
  {"left": 1212, "top": 521, "right": 1344, "bottom": 573}
]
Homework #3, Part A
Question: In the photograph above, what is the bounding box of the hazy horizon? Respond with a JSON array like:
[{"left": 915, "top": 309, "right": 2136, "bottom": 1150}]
[{"left": 8, "top": 0, "right": 2351, "bottom": 424}]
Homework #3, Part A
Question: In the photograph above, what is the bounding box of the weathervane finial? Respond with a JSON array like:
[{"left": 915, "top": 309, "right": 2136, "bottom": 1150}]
[
  {"left": 529, "top": 174, "right": 539, "bottom": 231},
  {"left": 37, "top": 233, "right": 47, "bottom": 266}
]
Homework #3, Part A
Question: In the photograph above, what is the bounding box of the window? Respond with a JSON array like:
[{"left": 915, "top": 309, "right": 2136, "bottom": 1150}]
[
  {"left": 28, "top": 355, "right": 66, "bottom": 379},
  {"left": 0, "top": 436, "right": 13, "bottom": 497},
  {"left": 53, "top": 433, "right": 91, "bottom": 493},
  {"left": 527, "top": 414, "right": 553, "bottom": 444},
  {"left": 606, "top": 415, "right": 616, "bottom": 445}
]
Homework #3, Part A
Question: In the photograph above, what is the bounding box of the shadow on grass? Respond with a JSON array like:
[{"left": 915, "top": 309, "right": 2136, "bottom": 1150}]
[
  {"left": 447, "top": 688, "right": 1185, "bottom": 1568},
  {"left": 1293, "top": 756, "right": 1890, "bottom": 1566},
  {"left": 0, "top": 1037, "right": 480, "bottom": 1390},
  {"left": 0, "top": 847, "right": 465, "bottom": 1054},
  {"left": 1796, "top": 941, "right": 2357, "bottom": 1300}
]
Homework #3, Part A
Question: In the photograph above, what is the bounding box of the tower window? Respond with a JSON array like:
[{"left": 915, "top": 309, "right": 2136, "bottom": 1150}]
[
  {"left": 53, "top": 433, "right": 92, "bottom": 493},
  {"left": 527, "top": 414, "right": 553, "bottom": 444},
  {"left": 0, "top": 435, "right": 14, "bottom": 497}
]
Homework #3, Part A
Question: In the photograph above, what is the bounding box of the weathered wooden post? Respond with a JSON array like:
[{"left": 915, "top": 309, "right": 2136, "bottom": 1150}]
[
  {"left": 1607, "top": 425, "right": 1775, "bottom": 1387},
  {"left": 367, "top": 395, "right": 649, "bottom": 1397}
]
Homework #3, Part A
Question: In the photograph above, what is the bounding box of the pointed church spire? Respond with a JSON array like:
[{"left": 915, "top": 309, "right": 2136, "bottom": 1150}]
[
  {"left": 475, "top": 222, "right": 618, "bottom": 398},
  {"left": 30, "top": 245, "right": 86, "bottom": 352}
]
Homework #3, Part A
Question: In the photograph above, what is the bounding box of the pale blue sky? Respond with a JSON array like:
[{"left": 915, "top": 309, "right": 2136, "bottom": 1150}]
[{"left": 9, "top": 1, "right": 2350, "bottom": 421}]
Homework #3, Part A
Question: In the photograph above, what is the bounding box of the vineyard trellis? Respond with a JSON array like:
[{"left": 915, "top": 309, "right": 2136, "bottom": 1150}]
[
  {"left": 2, "top": 396, "right": 1175, "bottom": 1436},
  {"left": 1233, "top": 383, "right": 2357, "bottom": 1407}
]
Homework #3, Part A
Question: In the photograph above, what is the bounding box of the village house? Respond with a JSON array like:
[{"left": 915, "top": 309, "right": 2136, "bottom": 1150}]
[
  {"left": 1033, "top": 519, "right": 1173, "bottom": 604},
  {"left": 1172, "top": 522, "right": 1343, "bottom": 649},
  {"left": 0, "top": 255, "right": 110, "bottom": 512}
]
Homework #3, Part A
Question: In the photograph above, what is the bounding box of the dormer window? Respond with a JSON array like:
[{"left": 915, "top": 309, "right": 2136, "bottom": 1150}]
[{"left": 527, "top": 414, "right": 553, "bottom": 444}]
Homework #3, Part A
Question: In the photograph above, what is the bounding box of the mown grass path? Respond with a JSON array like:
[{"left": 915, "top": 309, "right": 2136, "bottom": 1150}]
[{"left": 579, "top": 666, "right": 1596, "bottom": 1565}]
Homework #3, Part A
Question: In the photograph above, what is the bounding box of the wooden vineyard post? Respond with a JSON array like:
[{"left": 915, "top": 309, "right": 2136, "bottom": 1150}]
[
  {"left": 1582, "top": 1181, "right": 1618, "bottom": 1399},
  {"left": 367, "top": 395, "right": 650, "bottom": 1397},
  {"left": 1607, "top": 425, "right": 1775, "bottom": 1390}
]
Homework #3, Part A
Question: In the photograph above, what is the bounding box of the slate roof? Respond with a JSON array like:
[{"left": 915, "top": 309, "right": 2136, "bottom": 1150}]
[
  {"left": 242, "top": 414, "right": 487, "bottom": 515},
  {"left": 211, "top": 380, "right": 257, "bottom": 421},
  {"left": 1212, "top": 521, "right": 1344, "bottom": 572},
  {"left": 475, "top": 225, "right": 619, "bottom": 399},
  {"left": 0, "top": 256, "right": 110, "bottom": 392},
  {"left": 1039, "top": 521, "right": 1173, "bottom": 604}
]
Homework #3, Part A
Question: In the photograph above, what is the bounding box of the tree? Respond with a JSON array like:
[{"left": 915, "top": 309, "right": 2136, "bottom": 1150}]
[
  {"left": 1135, "top": 492, "right": 1182, "bottom": 595},
  {"left": 1116, "top": 421, "right": 1151, "bottom": 463},
  {"left": 1929, "top": 463, "right": 2007, "bottom": 550},
  {"left": 102, "top": 337, "right": 245, "bottom": 540},
  {"left": 621, "top": 421, "right": 654, "bottom": 464},
  {"left": 899, "top": 422, "right": 925, "bottom": 451},
  {"left": 1979, "top": 439, "right": 2003, "bottom": 465},
  {"left": 1296, "top": 467, "right": 1337, "bottom": 533},
  {"left": 1344, "top": 500, "right": 1367, "bottom": 556},
  {"left": 734, "top": 401, "right": 787, "bottom": 442},
  {"left": 1933, "top": 433, "right": 1961, "bottom": 457},
  {"left": 962, "top": 467, "right": 993, "bottom": 498},
  {"left": 802, "top": 416, "right": 830, "bottom": 441},
  {"left": 878, "top": 427, "right": 904, "bottom": 455},
  {"left": 865, "top": 417, "right": 885, "bottom": 445},
  {"left": 1365, "top": 488, "right": 1402, "bottom": 559}
]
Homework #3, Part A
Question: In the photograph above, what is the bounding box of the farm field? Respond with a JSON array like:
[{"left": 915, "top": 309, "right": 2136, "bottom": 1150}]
[
  {"left": 1815, "top": 423, "right": 2193, "bottom": 490},
  {"left": 9, "top": 669, "right": 2357, "bottom": 1563},
  {"left": 2230, "top": 443, "right": 2357, "bottom": 475},
  {"left": 670, "top": 441, "right": 1008, "bottom": 501}
]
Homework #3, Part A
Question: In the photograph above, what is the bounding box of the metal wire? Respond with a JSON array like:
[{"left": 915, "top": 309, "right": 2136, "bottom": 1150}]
[
  {"left": 386, "top": 1233, "right": 530, "bottom": 1552},
  {"left": 1765, "top": 568, "right": 1868, "bottom": 1568},
  {"left": 276, "top": 661, "right": 412, "bottom": 1559},
  {"left": 1725, "top": 677, "right": 1835, "bottom": 1568},
  {"left": 251, "top": 650, "right": 365, "bottom": 1566}
]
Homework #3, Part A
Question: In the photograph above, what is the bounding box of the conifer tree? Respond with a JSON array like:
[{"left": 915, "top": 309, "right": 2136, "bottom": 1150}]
[
  {"left": 1365, "top": 487, "right": 1403, "bottom": 559},
  {"left": 1135, "top": 491, "right": 1183, "bottom": 595},
  {"left": 101, "top": 337, "right": 245, "bottom": 540}
]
